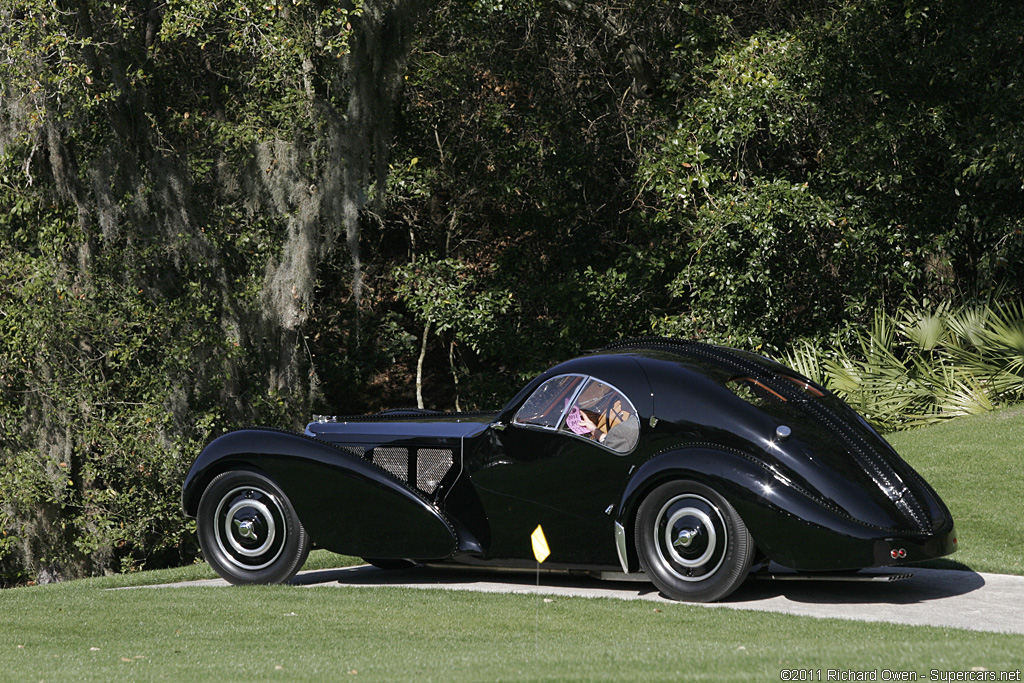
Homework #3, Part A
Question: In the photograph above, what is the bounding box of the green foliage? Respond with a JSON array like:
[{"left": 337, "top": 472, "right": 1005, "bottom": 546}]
[
  {"left": 378, "top": 0, "right": 681, "bottom": 387},
  {"left": 0, "top": 210, "right": 239, "bottom": 580},
  {"left": 158, "top": 0, "right": 362, "bottom": 147},
  {"left": 0, "top": 0, "right": 389, "bottom": 583},
  {"left": 3, "top": 0, "right": 1024, "bottom": 583},
  {"left": 806, "top": 0, "right": 1024, "bottom": 299},
  {"left": 394, "top": 257, "right": 513, "bottom": 352},
  {"left": 783, "top": 301, "right": 1024, "bottom": 431},
  {"left": 652, "top": 178, "right": 856, "bottom": 349},
  {"left": 639, "top": 24, "right": 917, "bottom": 349},
  {"left": 638, "top": 1, "right": 1024, "bottom": 348}
]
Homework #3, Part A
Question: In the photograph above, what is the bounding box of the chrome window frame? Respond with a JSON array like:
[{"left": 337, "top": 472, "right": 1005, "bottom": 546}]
[
  {"left": 513, "top": 374, "right": 640, "bottom": 455},
  {"left": 512, "top": 374, "right": 588, "bottom": 431}
]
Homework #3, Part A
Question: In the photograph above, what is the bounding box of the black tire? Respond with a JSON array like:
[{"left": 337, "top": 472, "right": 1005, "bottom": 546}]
[
  {"left": 197, "top": 469, "right": 311, "bottom": 585},
  {"left": 635, "top": 480, "right": 754, "bottom": 602}
]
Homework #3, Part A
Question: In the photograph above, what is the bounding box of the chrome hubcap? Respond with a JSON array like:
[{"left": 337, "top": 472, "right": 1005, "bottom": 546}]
[
  {"left": 235, "top": 517, "right": 258, "bottom": 541},
  {"left": 673, "top": 527, "right": 700, "bottom": 549},
  {"left": 214, "top": 486, "right": 286, "bottom": 571},
  {"left": 654, "top": 493, "right": 727, "bottom": 582}
]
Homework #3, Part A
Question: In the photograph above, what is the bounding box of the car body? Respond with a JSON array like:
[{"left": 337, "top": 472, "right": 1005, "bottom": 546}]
[{"left": 181, "top": 338, "right": 957, "bottom": 601}]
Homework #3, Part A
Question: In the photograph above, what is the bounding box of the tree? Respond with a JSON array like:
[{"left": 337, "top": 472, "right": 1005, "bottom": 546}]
[
  {"left": 636, "top": 2, "right": 1024, "bottom": 349},
  {"left": 0, "top": 0, "right": 429, "bottom": 581},
  {"left": 393, "top": 257, "right": 511, "bottom": 409}
]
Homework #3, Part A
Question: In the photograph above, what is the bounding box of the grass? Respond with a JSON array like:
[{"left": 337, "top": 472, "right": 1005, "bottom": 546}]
[
  {"left": 69, "top": 548, "right": 364, "bottom": 590},
  {"left": 1, "top": 580, "right": 1021, "bottom": 681},
  {"left": 887, "top": 403, "right": 1024, "bottom": 575},
  {"left": 2, "top": 409, "right": 1023, "bottom": 680}
]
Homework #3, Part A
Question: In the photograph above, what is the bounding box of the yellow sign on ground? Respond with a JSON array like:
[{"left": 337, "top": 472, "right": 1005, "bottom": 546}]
[{"left": 531, "top": 525, "right": 550, "bottom": 563}]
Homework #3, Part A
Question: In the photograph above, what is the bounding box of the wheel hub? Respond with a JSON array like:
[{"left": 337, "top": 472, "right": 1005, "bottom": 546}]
[
  {"left": 234, "top": 517, "right": 258, "bottom": 541},
  {"left": 655, "top": 493, "right": 727, "bottom": 582},
  {"left": 214, "top": 486, "right": 286, "bottom": 571},
  {"left": 673, "top": 527, "right": 700, "bottom": 548}
]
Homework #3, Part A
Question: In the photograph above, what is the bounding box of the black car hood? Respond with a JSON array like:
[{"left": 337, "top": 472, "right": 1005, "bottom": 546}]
[{"left": 305, "top": 412, "right": 494, "bottom": 443}]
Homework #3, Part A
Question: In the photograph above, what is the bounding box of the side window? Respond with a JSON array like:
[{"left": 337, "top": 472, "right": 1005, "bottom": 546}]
[
  {"left": 513, "top": 375, "right": 584, "bottom": 429},
  {"left": 559, "top": 378, "right": 640, "bottom": 454}
]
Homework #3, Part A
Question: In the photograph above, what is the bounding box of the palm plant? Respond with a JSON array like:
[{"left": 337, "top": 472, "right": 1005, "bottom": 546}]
[{"left": 782, "top": 300, "right": 1024, "bottom": 431}]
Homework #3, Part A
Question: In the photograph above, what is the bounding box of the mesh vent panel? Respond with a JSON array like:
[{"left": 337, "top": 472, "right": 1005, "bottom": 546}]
[
  {"left": 417, "top": 448, "right": 454, "bottom": 494},
  {"left": 373, "top": 447, "right": 409, "bottom": 482},
  {"left": 370, "top": 445, "right": 455, "bottom": 495},
  {"left": 340, "top": 445, "right": 365, "bottom": 458}
]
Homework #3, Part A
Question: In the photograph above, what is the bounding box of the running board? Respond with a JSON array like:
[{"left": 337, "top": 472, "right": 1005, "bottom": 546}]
[
  {"left": 589, "top": 571, "right": 651, "bottom": 583},
  {"left": 755, "top": 571, "right": 914, "bottom": 583}
]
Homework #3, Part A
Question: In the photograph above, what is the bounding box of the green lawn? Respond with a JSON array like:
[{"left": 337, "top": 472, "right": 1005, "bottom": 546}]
[
  {"left": 2, "top": 408, "right": 1023, "bottom": 681},
  {"left": 1, "top": 580, "right": 1021, "bottom": 681},
  {"left": 887, "top": 403, "right": 1024, "bottom": 576}
]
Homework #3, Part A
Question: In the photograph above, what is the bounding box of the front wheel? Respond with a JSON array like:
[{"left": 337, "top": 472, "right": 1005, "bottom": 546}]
[
  {"left": 197, "top": 469, "right": 310, "bottom": 585},
  {"left": 635, "top": 480, "right": 753, "bottom": 602}
]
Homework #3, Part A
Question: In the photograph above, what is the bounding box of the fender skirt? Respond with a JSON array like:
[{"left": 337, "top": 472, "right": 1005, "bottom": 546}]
[{"left": 182, "top": 429, "right": 458, "bottom": 560}]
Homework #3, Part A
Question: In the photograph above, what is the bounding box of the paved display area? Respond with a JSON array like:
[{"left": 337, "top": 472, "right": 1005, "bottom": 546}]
[{"left": 144, "top": 564, "right": 1024, "bottom": 635}]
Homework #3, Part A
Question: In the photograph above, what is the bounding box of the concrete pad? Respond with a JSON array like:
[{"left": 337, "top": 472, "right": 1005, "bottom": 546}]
[{"left": 137, "top": 563, "right": 1024, "bottom": 635}]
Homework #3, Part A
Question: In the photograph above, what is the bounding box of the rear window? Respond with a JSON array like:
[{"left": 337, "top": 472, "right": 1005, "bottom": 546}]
[{"left": 726, "top": 375, "right": 825, "bottom": 406}]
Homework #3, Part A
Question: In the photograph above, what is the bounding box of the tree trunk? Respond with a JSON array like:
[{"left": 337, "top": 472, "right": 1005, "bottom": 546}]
[
  {"left": 449, "top": 340, "right": 461, "bottom": 412},
  {"left": 416, "top": 320, "right": 431, "bottom": 409}
]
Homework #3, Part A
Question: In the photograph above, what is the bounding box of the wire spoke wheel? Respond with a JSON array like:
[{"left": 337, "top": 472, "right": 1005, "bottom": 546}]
[{"left": 636, "top": 480, "right": 753, "bottom": 602}]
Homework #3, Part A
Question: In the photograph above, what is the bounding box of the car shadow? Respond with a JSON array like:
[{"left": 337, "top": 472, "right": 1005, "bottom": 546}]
[
  {"left": 289, "top": 563, "right": 986, "bottom": 607},
  {"left": 292, "top": 564, "right": 644, "bottom": 590},
  {"left": 725, "top": 567, "right": 986, "bottom": 606}
]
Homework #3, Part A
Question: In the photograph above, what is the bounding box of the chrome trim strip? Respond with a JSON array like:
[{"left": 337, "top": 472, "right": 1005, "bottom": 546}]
[{"left": 614, "top": 520, "right": 630, "bottom": 574}]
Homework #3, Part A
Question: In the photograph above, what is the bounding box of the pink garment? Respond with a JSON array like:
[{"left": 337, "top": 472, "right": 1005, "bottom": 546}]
[{"left": 565, "top": 404, "right": 591, "bottom": 435}]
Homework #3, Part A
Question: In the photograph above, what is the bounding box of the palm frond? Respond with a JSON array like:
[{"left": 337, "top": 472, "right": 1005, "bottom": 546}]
[
  {"left": 781, "top": 340, "right": 826, "bottom": 386},
  {"left": 983, "top": 300, "right": 1024, "bottom": 376},
  {"left": 785, "top": 298, "right": 1024, "bottom": 431},
  {"left": 899, "top": 300, "right": 952, "bottom": 351}
]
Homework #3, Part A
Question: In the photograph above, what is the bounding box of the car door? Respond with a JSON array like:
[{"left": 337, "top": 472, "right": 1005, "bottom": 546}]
[{"left": 469, "top": 373, "right": 645, "bottom": 567}]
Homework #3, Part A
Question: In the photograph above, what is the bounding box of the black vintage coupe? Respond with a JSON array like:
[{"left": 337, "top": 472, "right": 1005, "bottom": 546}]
[{"left": 181, "top": 339, "right": 957, "bottom": 602}]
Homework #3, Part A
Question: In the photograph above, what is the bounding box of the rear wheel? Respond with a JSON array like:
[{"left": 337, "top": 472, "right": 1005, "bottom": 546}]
[
  {"left": 197, "top": 469, "right": 310, "bottom": 585},
  {"left": 635, "top": 480, "right": 753, "bottom": 602}
]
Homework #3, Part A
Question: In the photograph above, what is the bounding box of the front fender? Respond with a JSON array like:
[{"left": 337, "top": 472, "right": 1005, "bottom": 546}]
[
  {"left": 614, "top": 446, "right": 932, "bottom": 572},
  {"left": 182, "top": 429, "right": 458, "bottom": 560}
]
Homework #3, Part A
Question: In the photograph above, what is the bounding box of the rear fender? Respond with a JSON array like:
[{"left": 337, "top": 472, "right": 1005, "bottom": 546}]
[
  {"left": 615, "top": 447, "right": 898, "bottom": 573},
  {"left": 182, "top": 429, "right": 458, "bottom": 560}
]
